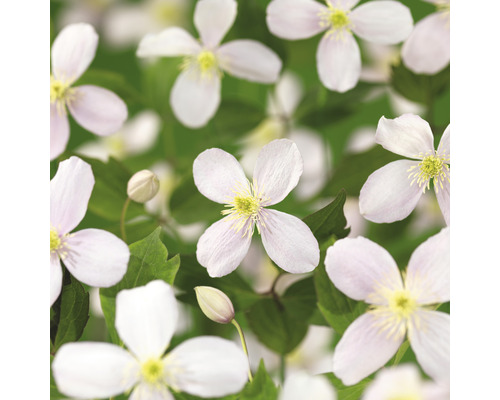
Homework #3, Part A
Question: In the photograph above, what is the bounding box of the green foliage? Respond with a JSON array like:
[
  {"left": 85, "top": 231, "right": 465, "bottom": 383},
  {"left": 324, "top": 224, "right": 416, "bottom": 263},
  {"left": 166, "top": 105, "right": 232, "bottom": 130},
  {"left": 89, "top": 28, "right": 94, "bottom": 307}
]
[
  {"left": 325, "top": 373, "right": 372, "bottom": 400},
  {"left": 212, "top": 99, "right": 266, "bottom": 138},
  {"left": 240, "top": 360, "right": 278, "bottom": 400}
]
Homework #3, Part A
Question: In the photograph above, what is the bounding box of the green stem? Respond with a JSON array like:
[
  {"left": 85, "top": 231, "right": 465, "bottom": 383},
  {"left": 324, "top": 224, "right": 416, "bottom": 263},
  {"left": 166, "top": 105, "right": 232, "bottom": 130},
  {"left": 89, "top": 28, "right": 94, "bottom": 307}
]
[
  {"left": 120, "top": 197, "right": 131, "bottom": 242},
  {"left": 232, "top": 319, "right": 253, "bottom": 382}
]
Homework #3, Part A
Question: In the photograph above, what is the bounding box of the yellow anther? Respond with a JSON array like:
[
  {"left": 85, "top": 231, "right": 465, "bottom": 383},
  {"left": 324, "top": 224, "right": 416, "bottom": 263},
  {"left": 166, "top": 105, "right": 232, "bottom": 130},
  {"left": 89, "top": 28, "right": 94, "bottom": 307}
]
[
  {"left": 407, "top": 153, "right": 450, "bottom": 193},
  {"left": 50, "top": 75, "right": 73, "bottom": 104},
  {"left": 329, "top": 9, "right": 350, "bottom": 30},
  {"left": 388, "top": 290, "right": 417, "bottom": 320},
  {"left": 197, "top": 51, "right": 217, "bottom": 73},
  {"left": 50, "top": 229, "right": 61, "bottom": 253},
  {"left": 141, "top": 358, "right": 164, "bottom": 385}
]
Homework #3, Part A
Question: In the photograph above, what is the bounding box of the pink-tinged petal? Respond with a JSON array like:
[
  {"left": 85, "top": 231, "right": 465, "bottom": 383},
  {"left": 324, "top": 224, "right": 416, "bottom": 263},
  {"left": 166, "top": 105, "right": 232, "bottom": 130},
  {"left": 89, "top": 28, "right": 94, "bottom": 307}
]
[
  {"left": 266, "top": 0, "right": 327, "bottom": 40},
  {"left": 333, "top": 313, "right": 404, "bottom": 385},
  {"left": 435, "top": 177, "right": 450, "bottom": 226},
  {"left": 375, "top": 114, "right": 435, "bottom": 158},
  {"left": 359, "top": 160, "right": 423, "bottom": 223},
  {"left": 51, "top": 23, "right": 98, "bottom": 82},
  {"left": 325, "top": 237, "right": 403, "bottom": 304},
  {"left": 437, "top": 125, "right": 450, "bottom": 157},
  {"left": 194, "top": 0, "right": 237, "bottom": 48},
  {"left": 50, "top": 255, "right": 63, "bottom": 307},
  {"left": 115, "top": 280, "right": 177, "bottom": 361},
  {"left": 136, "top": 27, "right": 201, "bottom": 58},
  {"left": 196, "top": 217, "right": 252, "bottom": 277},
  {"left": 406, "top": 227, "right": 449, "bottom": 305},
  {"left": 401, "top": 12, "right": 450, "bottom": 74},
  {"left": 69, "top": 85, "right": 128, "bottom": 136},
  {"left": 408, "top": 310, "right": 449, "bottom": 382},
  {"left": 165, "top": 336, "right": 248, "bottom": 397},
  {"left": 328, "top": 0, "right": 360, "bottom": 9},
  {"left": 317, "top": 33, "right": 361, "bottom": 93},
  {"left": 217, "top": 40, "right": 282, "bottom": 83},
  {"left": 253, "top": 139, "right": 303, "bottom": 205},
  {"left": 122, "top": 110, "right": 162, "bottom": 155},
  {"left": 280, "top": 371, "right": 337, "bottom": 400},
  {"left": 193, "top": 148, "right": 249, "bottom": 204},
  {"left": 269, "top": 71, "right": 303, "bottom": 118},
  {"left": 350, "top": 1, "right": 413, "bottom": 44},
  {"left": 130, "top": 384, "right": 174, "bottom": 400},
  {"left": 170, "top": 69, "right": 221, "bottom": 128},
  {"left": 63, "top": 228, "right": 129, "bottom": 287},
  {"left": 361, "top": 364, "right": 423, "bottom": 400},
  {"left": 260, "top": 209, "right": 319, "bottom": 273},
  {"left": 52, "top": 342, "right": 138, "bottom": 398},
  {"left": 50, "top": 156, "right": 95, "bottom": 234},
  {"left": 50, "top": 104, "right": 70, "bottom": 161}
]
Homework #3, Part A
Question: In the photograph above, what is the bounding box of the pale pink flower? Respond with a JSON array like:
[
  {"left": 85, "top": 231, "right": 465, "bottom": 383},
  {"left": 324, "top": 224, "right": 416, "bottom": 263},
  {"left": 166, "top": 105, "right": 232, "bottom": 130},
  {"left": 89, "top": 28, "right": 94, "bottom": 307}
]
[
  {"left": 280, "top": 371, "right": 337, "bottom": 400},
  {"left": 50, "top": 23, "right": 128, "bottom": 160}
]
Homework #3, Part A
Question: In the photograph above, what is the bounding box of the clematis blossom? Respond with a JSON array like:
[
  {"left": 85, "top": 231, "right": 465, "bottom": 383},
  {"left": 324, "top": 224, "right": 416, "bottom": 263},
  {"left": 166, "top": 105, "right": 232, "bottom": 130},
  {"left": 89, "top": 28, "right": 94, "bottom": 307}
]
[
  {"left": 280, "top": 371, "right": 337, "bottom": 400},
  {"left": 359, "top": 114, "right": 450, "bottom": 225},
  {"left": 193, "top": 139, "right": 320, "bottom": 277},
  {"left": 266, "top": 0, "right": 413, "bottom": 92},
  {"left": 50, "top": 23, "right": 128, "bottom": 160},
  {"left": 52, "top": 280, "right": 249, "bottom": 399},
  {"left": 137, "top": 0, "right": 282, "bottom": 128},
  {"left": 326, "top": 228, "right": 450, "bottom": 385},
  {"left": 50, "top": 156, "right": 130, "bottom": 306}
]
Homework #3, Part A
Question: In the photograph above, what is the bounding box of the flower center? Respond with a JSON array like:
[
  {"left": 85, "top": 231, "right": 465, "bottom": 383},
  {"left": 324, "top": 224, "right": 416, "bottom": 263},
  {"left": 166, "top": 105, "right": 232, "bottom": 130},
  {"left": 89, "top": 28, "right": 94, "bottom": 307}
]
[
  {"left": 329, "top": 9, "right": 350, "bottom": 30},
  {"left": 50, "top": 228, "right": 62, "bottom": 253},
  {"left": 197, "top": 50, "right": 217, "bottom": 73},
  {"left": 320, "top": 6, "right": 352, "bottom": 39},
  {"left": 407, "top": 153, "right": 450, "bottom": 193},
  {"left": 50, "top": 75, "right": 74, "bottom": 104},
  {"left": 181, "top": 50, "right": 221, "bottom": 80},
  {"left": 389, "top": 290, "right": 417, "bottom": 320},
  {"left": 233, "top": 195, "right": 260, "bottom": 218},
  {"left": 141, "top": 358, "right": 164, "bottom": 385}
]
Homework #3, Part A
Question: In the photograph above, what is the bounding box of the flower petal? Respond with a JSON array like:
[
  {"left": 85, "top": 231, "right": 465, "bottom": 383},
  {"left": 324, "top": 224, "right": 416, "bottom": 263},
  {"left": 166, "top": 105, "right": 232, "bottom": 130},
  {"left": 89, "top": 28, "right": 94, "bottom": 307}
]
[
  {"left": 401, "top": 12, "right": 450, "bottom": 74},
  {"left": 52, "top": 342, "right": 138, "bottom": 398},
  {"left": 69, "top": 85, "right": 128, "bottom": 136},
  {"left": 280, "top": 371, "right": 337, "bottom": 400},
  {"left": 375, "top": 114, "right": 435, "bottom": 158},
  {"left": 437, "top": 125, "right": 450, "bottom": 157},
  {"left": 361, "top": 364, "right": 423, "bottom": 400},
  {"left": 193, "top": 148, "right": 249, "bottom": 204},
  {"left": 51, "top": 23, "right": 98, "bottom": 83},
  {"left": 333, "top": 312, "right": 403, "bottom": 385},
  {"left": 115, "top": 280, "right": 178, "bottom": 360},
  {"left": 217, "top": 40, "right": 282, "bottom": 83},
  {"left": 317, "top": 33, "right": 361, "bottom": 93},
  {"left": 350, "top": 1, "right": 413, "bottom": 44},
  {"left": 266, "top": 0, "right": 327, "bottom": 40},
  {"left": 328, "top": 0, "right": 360, "bottom": 9},
  {"left": 268, "top": 71, "right": 303, "bottom": 118},
  {"left": 196, "top": 217, "right": 252, "bottom": 277},
  {"left": 50, "top": 255, "right": 63, "bottom": 307},
  {"left": 50, "top": 105, "right": 70, "bottom": 161},
  {"left": 359, "top": 160, "right": 423, "bottom": 223},
  {"left": 63, "top": 228, "right": 129, "bottom": 287},
  {"left": 170, "top": 69, "right": 221, "bottom": 128},
  {"left": 130, "top": 384, "right": 174, "bottom": 400},
  {"left": 253, "top": 139, "right": 303, "bottom": 205},
  {"left": 435, "top": 177, "right": 450, "bottom": 226},
  {"left": 165, "top": 336, "right": 248, "bottom": 397},
  {"left": 325, "top": 236, "right": 403, "bottom": 304},
  {"left": 50, "top": 156, "right": 95, "bottom": 234},
  {"left": 260, "top": 209, "right": 319, "bottom": 273},
  {"left": 194, "top": 0, "right": 237, "bottom": 48},
  {"left": 408, "top": 310, "right": 450, "bottom": 382},
  {"left": 136, "top": 27, "right": 201, "bottom": 58},
  {"left": 406, "top": 227, "right": 449, "bottom": 304},
  {"left": 122, "top": 110, "right": 162, "bottom": 155}
]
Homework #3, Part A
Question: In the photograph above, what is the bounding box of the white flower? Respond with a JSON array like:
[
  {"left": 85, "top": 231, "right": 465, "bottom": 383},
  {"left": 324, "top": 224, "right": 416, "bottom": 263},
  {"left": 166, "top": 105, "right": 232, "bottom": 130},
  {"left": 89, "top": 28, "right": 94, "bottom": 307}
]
[
  {"left": 52, "top": 280, "right": 249, "bottom": 399},
  {"left": 402, "top": 0, "right": 450, "bottom": 74},
  {"left": 280, "top": 371, "right": 337, "bottom": 400},
  {"left": 127, "top": 170, "right": 161, "bottom": 203},
  {"left": 137, "top": 0, "right": 282, "bottom": 128},
  {"left": 50, "top": 23, "right": 128, "bottom": 160},
  {"left": 359, "top": 114, "right": 450, "bottom": 225},
  {"left": 50, "top": 156, "right": 130, "bottom": 306},
  {"left": 326, "top": 228, "right": 450, "bottom": 385},
  {"left": 361, "top": 364, "right": 449, "bottom": 400},
  {"left": 266, "top": 0, "right": 413, "bottom": 92},
  {"left": 193, "top": 139, "right": 320, "bottom": 277}
]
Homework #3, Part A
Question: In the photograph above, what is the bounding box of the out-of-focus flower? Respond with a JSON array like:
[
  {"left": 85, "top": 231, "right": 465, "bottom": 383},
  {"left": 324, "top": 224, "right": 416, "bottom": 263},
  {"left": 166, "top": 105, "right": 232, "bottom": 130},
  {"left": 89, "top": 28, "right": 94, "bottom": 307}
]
[
  {"left": 137, "top": 0, "right": 282, "bottom": 128},
  {"left": 76, "top": 110, "right": 161, "bottom": 162},
  {"left": 361, "top": 364, "right": 449, "bottom": 400},
  {"left": 195, "top": 286, "right": 235, "bottom": 324},
  {"left": 280, "top": 371, "right": 337, "bottom": 400},
  {"left": 343, "top": 197, "right": 368, "bottom": 238},
  {"left": 50, "top": 23, "right": 128, "bottom": 160},
  {"left": 127, "top": 170, "right": 160, "bottom": 203},
  {"left": 52, "top": 280, "right": 249, "bottom": 399},
  {"left": 326, "top": 228, "right": 450, "bottom": 385},
  {"left": 266, "top": 0, "right": 413, "bottom": 92},
  {"left": 193, "top": 139, "right": 320, "bottom": 277},
  {"left": 57, "top": 0, "right": 117, "bottom": 32},
  {"left": 407, "top": 191, "right": 447, "bottom": 236},
  {"left": 345, "top": 126, "right": 377, "bottom": 154},
  {"left": 359, "top": 114, "right": 450, "bottom": 225},
  {"left": 402, "top": 0, "right": 450, "bottom": 74},
  {"left": 50, "top": 157, "right": 129, "bottom": 306}
]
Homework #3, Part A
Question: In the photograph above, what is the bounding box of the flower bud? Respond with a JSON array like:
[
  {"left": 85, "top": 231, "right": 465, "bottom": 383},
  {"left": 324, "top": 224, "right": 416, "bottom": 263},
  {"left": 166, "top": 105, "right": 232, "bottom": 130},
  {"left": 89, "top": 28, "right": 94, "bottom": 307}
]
[
  {"left": 127, "top": 170, "right": 160, "bottom": 203},
  {"left": 194, "top": 286, "right": 235, "bottom": 324}
]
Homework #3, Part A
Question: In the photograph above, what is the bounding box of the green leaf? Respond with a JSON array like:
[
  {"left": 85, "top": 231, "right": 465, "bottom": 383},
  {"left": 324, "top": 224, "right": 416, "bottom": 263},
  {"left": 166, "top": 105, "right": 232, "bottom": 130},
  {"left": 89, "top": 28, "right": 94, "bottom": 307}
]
[
  {"left": 50, "top": 274, "right": 89, "bottom": 352},
  {"left": 325, "top": 373, "right": 371, "bottom": 400},
  {"left": 100, "top": 227, "right": 180, "bottom": 343},
  {"left": 240, "top": 360, "right": 278, "bottom": 400},
  {"left": 212, "top": 99, "right": 266, "bottom": 138},
  {"left": 313, "top": 264, "right": 366, "bottom": 335},
  {"left": 281, "top": 277, "right": 317, "bottom": 324},
  {"left": 303, "top": 189, "right": 350, "bottom": 244}
]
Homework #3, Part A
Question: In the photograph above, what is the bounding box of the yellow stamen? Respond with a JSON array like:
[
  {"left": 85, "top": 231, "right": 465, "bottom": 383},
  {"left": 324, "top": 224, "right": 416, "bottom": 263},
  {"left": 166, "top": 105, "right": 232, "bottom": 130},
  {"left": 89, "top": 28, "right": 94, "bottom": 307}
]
[
  {"left": 388, "top": 290, "right": 417, "bottom": 320},
  {"left": 50, "top": 228, "right": 61, "bottom": 253},
  {"left": 141, "top": 358, "right": 164, "bottom": 385},
  {"left": 181, "top": 50, "right": 221, "bottom": 80},
  {"left": 407, "top": 152, "right": 450, "bottom": 193},
  {"left": 319, "top": 6, "right": 353, "bottom": 40}
]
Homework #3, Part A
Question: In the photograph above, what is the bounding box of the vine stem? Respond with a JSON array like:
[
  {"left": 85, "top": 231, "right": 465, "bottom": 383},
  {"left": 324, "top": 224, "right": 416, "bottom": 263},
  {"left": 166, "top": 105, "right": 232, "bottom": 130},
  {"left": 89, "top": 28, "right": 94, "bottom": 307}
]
[
  {"left": 232, "top": 319, "right": 253, "bottom": 382},
  {"left": 120, "top": 197, "right": 131, "bottom": 242}
]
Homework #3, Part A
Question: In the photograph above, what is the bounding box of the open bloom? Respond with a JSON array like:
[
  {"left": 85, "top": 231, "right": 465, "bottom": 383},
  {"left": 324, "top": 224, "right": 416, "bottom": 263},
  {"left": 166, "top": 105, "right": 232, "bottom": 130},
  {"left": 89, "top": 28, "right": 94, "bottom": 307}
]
[
  {"left": 359, "top": 114, "right": 450, "bottom": 225},
  {"left": 50, "top": 156, "right": 130, "bottom": 306},
  {"left": 280, "top": 371, "right": 337, "bottom": 400},
  {"left": 402, "top": 0, "right": 450, "bottom": 74},
  {"left": 194, "top": 139, "right": 320, "bottom": 277},
  {"left": 266, "top": 0, "right": 413, "bottom": 92},
  {"left": 50, "top": 23, "right": 128, "bottom": 160},
  {"left": 137, "top": 0, "right": 282, "bottom": 128},
  {"left": 52, "top": 280, "right": 249, "bottom": 399},
  {"left": 326, "top": 228, "right": 450, "bottom": 385}
]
